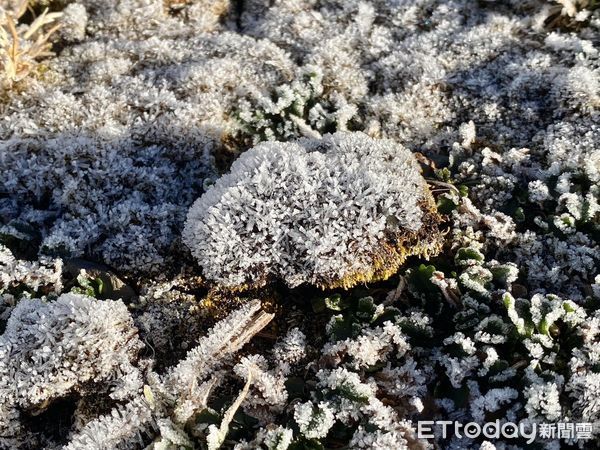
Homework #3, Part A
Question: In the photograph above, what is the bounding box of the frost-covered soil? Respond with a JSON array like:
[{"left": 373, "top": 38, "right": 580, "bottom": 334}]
[{"left": 0, "top": 0, "right": 599, "bottom": 449}]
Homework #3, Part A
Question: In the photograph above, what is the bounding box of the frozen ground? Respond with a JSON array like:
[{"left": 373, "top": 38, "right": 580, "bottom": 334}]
[{"left": 0, "top": 0, "right": 599, "bottom": 449}]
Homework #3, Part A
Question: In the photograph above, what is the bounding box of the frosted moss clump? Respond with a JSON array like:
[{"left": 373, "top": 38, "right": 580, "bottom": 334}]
[
  {"left": 0, "top": 293, "right": 142, "bottom": 412},
  {"left": 0, "top": 244, "right": 63, "bottom": 295},
  {"left": 0, "top": 293, "right": 143, "bottom": 448},
  {"left": 183, "top": 131, "right": 442, "bottom": 290}
]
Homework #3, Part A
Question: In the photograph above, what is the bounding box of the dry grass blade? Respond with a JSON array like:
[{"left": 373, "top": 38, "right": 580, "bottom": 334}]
[
  {"left": 207, "top": 371, "right": 253, "bottom": 449},
  {"left": 4, "top": 0, "right": 30, "bottom": 20},
  {"left": 4, "top": 15, "right": 20, "bottom": 80},
  {"left": 23, "top": 8, "right": 62, "bottom": 39},
  {"left": 1, "top": 1, "right": 62, "bottom": 85},
  {"left": 163, "top": 300, "right": 274, "bottom": 397}
]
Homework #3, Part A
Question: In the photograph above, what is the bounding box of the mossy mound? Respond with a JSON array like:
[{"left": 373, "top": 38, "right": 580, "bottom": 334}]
[{"left": 184, "top": 132, "right": 444, "bottom": 291}]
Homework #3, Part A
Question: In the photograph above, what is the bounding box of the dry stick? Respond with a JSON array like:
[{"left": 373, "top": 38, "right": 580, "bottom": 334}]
[
  {"left": 178, "top": 309, "right": 274, "bottom": 418},
  {"left": 228, "top": 310, "right": 275, "bottom": 353},
  {"left": 426, "top": 179, "right": 460, "bottom": 194},
  {"left": 166, "top": 301, "right": 274, "bottom": 387},
  {"left": 383, "top": 276, "right": 407, "bottom": 306},
  {"left": 173, "top": 377, "right": 219, "bottom": 425},
  {"left": 211, "top": 371, "right": 253, "bottom": 449}
]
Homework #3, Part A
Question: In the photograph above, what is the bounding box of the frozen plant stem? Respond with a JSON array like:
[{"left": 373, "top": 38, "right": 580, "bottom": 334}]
[{"left": 207, "top": 372, "right": 253, "bottom": 450}]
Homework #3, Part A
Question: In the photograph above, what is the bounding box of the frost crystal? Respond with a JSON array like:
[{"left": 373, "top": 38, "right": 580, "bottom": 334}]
[
  {"left": 63, "top": 300, "right": 273, "bottom": 449},
  {"left": 0, "top": 0, "right": 598, "bottom": 447},
  {"left": 323, "top": 321, "right": 410, "bottom": 369},
  {"left": 184, "top": 131, "right": 441, "bottom": 289},
  {"left": 293, "top": 401, "right": 336, "bottom": 439},
  {"left": 63, "top": 398, "right": 153, "bottom": 450},
  {"left": 59, "top": 3, "right": 88, "bottom": 42}
]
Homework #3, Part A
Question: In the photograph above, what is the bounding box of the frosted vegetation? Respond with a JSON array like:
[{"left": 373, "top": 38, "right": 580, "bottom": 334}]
[
  {"left": 0, "top": 0, "right": 598, "bottom": 449},
  {"left": 183, "top": 132, "right": 442, "bottom": 290}
]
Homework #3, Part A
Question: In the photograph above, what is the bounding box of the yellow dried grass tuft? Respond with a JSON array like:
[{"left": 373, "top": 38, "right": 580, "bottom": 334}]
[{"left": 1, "top": 0, "right": 61, "bottom": 88}]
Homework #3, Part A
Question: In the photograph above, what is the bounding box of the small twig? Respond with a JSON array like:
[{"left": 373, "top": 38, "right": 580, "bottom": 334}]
[
  {"left": 383, "top": 276, "right": 406, "bottom": 305},
  {"left": 227, "top": 309, "right": 275, "bottom": 353},
  {"left": 426, "top": 179, "right": 460, "bottom": 194},
  {"left": 209, "top": 371, "right": 253, "bottom": 449}
]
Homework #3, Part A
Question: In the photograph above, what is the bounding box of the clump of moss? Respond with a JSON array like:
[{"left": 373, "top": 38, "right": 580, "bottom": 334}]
[{"left": 183, "top": 132, "right": 443, "bottom": 291}]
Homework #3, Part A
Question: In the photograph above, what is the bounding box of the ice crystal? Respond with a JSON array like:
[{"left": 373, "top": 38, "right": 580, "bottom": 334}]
[
  {"left": 0, "top": 293, "right": 142, "bottom": 448},
  {"left": 0, "top": 244, "right": 63, "bottom": 296},
  {"left": 293, "top": 401, "right": 335, "bottom": 440},
  {"left": 0, "top": 0, "right": 598, "bottom": 447}
]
